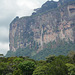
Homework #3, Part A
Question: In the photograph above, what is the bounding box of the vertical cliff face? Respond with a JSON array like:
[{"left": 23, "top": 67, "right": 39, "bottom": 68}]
[{"left": 7, "top": 0, "right": 75, "bottom": 58}]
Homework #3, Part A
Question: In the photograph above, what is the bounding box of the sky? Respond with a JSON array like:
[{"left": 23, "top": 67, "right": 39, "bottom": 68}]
[{"left": 0, "top": 0, "right": 58, "bottom": 55}]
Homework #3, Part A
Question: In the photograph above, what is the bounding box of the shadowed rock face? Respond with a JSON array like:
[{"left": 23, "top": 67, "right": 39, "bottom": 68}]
[{"left": 8, "top": 0, "right": 75, "bottom": 56}]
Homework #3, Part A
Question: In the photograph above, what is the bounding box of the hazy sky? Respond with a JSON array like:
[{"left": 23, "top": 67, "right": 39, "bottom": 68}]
[{"left": 0, "top": 0, "right": 58, "bottom": 55}]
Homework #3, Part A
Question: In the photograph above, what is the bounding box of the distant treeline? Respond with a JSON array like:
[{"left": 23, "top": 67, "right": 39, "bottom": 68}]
[{"left": 1, "top": 51, "right": 75, "bottom": 75}]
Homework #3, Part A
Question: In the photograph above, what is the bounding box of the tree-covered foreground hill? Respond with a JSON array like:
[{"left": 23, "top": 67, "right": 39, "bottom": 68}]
[{"left": 0, "top": 51, "right": 75, "bottom": 75}]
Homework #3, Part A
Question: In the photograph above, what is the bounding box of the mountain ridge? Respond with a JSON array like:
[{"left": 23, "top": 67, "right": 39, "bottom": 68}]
[{"left": 6, "top": 0, "right": 75, "bottom": 60}]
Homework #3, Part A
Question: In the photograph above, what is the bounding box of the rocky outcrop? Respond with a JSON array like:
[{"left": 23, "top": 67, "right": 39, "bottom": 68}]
[{"left": 8, "top": 0, "right": 75, "bottom": 57}]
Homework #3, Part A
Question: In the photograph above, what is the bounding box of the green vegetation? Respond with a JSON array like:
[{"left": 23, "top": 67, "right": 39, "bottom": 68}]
[
  {"left": 6, "top": 51, "right": 15, "bottom": 57},
  {"left": 31, "top": 0, "right": 75, "bottom": 17},
  {"left": 36, "top": 1, "right": 58, "bottom": 14},
  {"left": 6, "top": 41, "right": 75, "bottom": 60},
  {"left": 32, "top": 41, "right": 75, "bottom": 60},
  {"left": 1, "top": 51, "right": 75, "bottom": 75}
]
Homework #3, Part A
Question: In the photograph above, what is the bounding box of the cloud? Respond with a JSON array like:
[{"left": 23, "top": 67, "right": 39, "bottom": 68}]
[
  {"left": 0, "top": 42, "right": 9, "bottom": 55},
  {"left": 16, "top": 0, "right": 42, "bottom": 17},
  {"left": 0, "top": 27, "right": 9, "bottom": 43},
  {"left": 17, "top": 0, "right": 40, "bottom": 9}
]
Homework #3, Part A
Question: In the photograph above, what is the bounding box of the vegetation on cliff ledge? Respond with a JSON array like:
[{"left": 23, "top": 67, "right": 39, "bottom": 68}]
[{"left": 6, "top": 41, "right": 75, "bottom": 60}]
